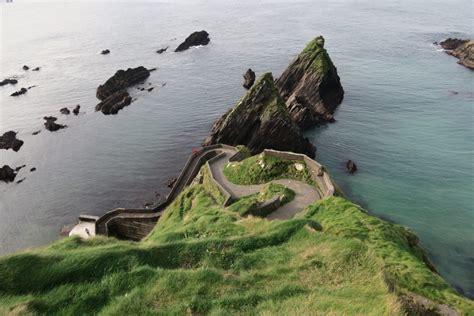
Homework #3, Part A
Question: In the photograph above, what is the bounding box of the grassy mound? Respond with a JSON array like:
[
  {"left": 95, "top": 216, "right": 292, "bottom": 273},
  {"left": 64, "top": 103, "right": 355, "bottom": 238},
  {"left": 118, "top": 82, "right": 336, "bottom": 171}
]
[
  {"left": 0, "top": 158, "right": 472, "bottom": 314},
  {"left": 223, "top": 152, "right": 314, "bottom": 185},
  {"left": 228, "top": 183, "right": 295, "bottom": 216}
]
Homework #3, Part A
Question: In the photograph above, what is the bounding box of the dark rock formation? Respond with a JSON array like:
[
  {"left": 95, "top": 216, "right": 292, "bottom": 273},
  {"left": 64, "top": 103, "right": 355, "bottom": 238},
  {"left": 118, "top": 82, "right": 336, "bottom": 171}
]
[
  {"left": 95, "top": 66, "right": 150, "bottom": 115},
  {"left": 60, "top": 107, "right": 70, "bottom": 115},
  {"left": 32, "top": 67, "right": 40, "bottom": 71},
  {"left": 147, "top": 87, "right": 154, "bottom": 92},
  {"left": 346, "top": 160, "right": 357, "bottom": 173},
  {"left": 15, "top": 165, "right": 25, "bottom": 172},
  {"left": 10, "top": 87, "right": 27, "bottom": 96},
  {"left": 243, "top": 68, "right": 256, "bottom": 89},
  {"left": 400, "top": 294, "right": 459, "bottom": 316},
  {"left": 97, "top": 66, "right": 150, "bottom": 100},
  {"left": 43, "top": 116, "right": 67, "bottom": 132},
  {"left": 439, "top": 38, "right": 474, "bottom": 69},
  {"left": 166, "top": 177, "right": 177, "bottom": 188},
  {"left": 73, "top": 105, "right": 80, "bottom": 115},
  {"left": 101, "top": 49, "right": 110, "bottom": 55},
  {"left": 156, "top": 47, "right": 168, "bottom": 54},
  {"left": 22, "top": 65, "right": 29, "bottom": 71},
  {"left": 0, "top": 131, "right": 24, "bottom": 152},
  {"left": 0, "top": 165, "right": 17, "bottom": 183},
  {"left": 276, "top": 36, "right": 344, "bottom": 129},
  {"left": 32, "top": 130, "right": 41, "bottom": 135},
  {"left": 175, "top": 31, "right": 210, "bottom": 52},
  {"left": 30, "top": 167, "right": 36, "bottom": 172},
  {"left": 95, "top": 90, "right": 132, "bottom": 115},
  {"left": 204, "top": 72, "right": 316, "bottom": 157},
  {"left": 0, "top": 78, "right": 18, "bottom": 86}
]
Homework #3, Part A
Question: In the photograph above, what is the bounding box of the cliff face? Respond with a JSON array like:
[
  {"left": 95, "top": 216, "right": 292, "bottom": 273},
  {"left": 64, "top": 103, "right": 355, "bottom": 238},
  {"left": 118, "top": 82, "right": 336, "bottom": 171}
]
[
  {"left": 276, "top": 36, "right": 344, "bottom": 129},
  {"left": 439, "top": 38, "right": 474, "bottom": 69},
  {"left": 204, "top": 73, "right": 316, "bottom": 157}
]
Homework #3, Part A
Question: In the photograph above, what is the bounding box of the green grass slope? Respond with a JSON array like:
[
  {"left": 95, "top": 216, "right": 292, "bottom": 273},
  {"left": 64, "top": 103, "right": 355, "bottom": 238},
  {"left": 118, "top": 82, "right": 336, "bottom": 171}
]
[{"left": 0, "top": 163, "right": 472, "bottom": 315}]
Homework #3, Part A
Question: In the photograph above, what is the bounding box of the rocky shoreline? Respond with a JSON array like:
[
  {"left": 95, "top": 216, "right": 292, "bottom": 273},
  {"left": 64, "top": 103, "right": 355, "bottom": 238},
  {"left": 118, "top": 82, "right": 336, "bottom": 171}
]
[{"left": 437, "top": 38, "right": 474, "bottom": 69}]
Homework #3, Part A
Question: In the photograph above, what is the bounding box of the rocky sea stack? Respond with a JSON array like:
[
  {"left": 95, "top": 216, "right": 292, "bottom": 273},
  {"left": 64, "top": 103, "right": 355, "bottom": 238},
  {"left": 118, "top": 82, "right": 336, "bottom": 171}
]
[
  {"left": 439, "top": 38, "right": 474, "bottom": 70},
  {"left": 96, "top": 66, "right": 150, "bottom": 114},
  {"left": 276, "top": 36, "right": 344, "bottom": 129},
  {"left": 175, "top": 30, "right": 210, "bottom": 52},
  {"left": 0, "top": 165, "right": 17, "bottom": 183},
  {"left": 204, "top": 72, "right": 316, "bottom": 157}
]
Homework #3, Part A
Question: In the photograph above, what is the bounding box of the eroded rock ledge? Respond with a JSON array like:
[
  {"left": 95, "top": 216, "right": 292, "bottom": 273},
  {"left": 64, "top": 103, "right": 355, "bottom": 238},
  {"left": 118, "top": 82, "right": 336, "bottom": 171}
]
[
  {"left": 95, "top": 66, "right": 150, "bottom": 115},
  {"left": 276, "top": 36, "right": 344, "bottom": 129},
  {"left": 439, "top": 38, "right": 474, "bottom": 70},
  {"left": 204, "top": 72, "right": 316, "bottom": 157}
]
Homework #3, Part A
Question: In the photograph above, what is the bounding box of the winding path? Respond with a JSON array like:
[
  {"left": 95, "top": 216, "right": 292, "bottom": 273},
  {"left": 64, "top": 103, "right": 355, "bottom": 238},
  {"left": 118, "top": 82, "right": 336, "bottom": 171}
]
[{"left": 209, "top": 148, "right": 321, "bottom": 220}]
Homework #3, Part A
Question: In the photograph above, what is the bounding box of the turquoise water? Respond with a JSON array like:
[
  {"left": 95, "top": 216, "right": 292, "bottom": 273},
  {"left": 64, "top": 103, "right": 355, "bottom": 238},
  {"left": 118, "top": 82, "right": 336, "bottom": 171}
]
[{"left": 0, "top": 0, "right": 472, "bottom": 297}]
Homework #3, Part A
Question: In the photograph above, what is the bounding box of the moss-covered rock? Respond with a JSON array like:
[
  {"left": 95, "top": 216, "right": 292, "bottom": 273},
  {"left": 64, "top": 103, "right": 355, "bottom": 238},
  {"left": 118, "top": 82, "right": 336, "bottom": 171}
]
[
  {"left": 276, "top": 35, "right": 344, "bottom": 129},
  {"left": 204, "top": 73, "right": 316, "bottom": 157}
]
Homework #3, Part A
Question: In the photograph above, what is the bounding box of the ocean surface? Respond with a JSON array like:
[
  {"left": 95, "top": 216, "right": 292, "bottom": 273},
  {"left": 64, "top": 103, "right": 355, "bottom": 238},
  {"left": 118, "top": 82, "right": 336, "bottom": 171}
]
[{"left": 1, "top": 0, "right": 472, "bottom": 298}]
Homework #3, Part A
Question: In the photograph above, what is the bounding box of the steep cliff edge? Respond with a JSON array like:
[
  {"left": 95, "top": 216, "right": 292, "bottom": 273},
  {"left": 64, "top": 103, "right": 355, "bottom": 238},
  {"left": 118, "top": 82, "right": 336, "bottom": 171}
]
[
  {"left": 439, "top": 38, "right": 474, "bottom": 70},
  {"left": 204, "top": 72, "right": 316, "bottom": 157},
  {"left": 276, "top": 36, "right": 344, "bottom": 129}
]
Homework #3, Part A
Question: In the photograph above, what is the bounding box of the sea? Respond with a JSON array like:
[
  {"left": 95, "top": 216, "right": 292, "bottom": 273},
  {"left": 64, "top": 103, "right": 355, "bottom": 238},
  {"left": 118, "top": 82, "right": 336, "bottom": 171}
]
[{"left": 1, "top": 0, "right": 472, "bottom": 298}]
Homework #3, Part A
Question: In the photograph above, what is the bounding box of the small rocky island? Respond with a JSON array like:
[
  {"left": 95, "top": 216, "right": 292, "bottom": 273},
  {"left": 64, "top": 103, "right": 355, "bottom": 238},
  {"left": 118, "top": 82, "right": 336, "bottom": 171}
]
[
  {"left": 276, "top": 36, "right": 344, "bottom": 128},
  {"left": 175, "top": 30, "right": 210, "bottom": 52},
  {"left": 0, "top": 131, "right": 24, "bottom": 152},
  {"left": 438, "top": 38, "right": 474, "bottom": 69},
  {"left": 96, "top": 66, "right": 151, "bottom": 114},
  {"left": 204, "top": 72, "right": 316, "bottom": 157}
]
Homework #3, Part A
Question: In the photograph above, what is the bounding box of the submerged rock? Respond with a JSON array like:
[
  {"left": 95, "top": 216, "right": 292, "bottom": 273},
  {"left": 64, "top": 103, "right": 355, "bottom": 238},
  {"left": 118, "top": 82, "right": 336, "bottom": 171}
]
[
  {"left": 73, "top": 105, "right": 80, "bottom": 115},
  {"left": 43, "top": 116, "right": 67, "bottom": 132},
  {"left": 243, "top": 68, "right": 256, "bottom": 89},
  {"left": 101, "top": 49, "right": 110, "bottom": 55},
  {"left": 175, "top": 30, "right": 210, "bottom": 52},
  {"left": 276, "top": 36, "right": 344, "bottom": 129},
  {"left": 32, "top": 130, "right": 41, "bottom": 135},
  {"left": 166, "top": 177, "right": 177, "bottom": 188},
  {"left": 95, "top": 90, "right": 132, "bottom": 115},
  {"left": 346, "top": 160, "right": 357, "bottom": 173},
  {"left": 10, "top": 87, "right": 27, "bottom": 96},
  {"left": 204, "top": 72, "right": 316, "bottom": 157},
  {"left": 0, "top": 131, "right": 24, "bottom": 152},
  {"left": 156, "top": 47, "right": 168, "bottom": 54},
  {"left": 0, "top": 78, "right": 18, "bottom": 86},
  {"left": 0, "top": 165, "right": 17, "bottom": 183},
  {"left": 32, "top": 67, "right": 41, "bottom": 71},
  {"left": 60, "top": 107, "right": 70, "bottom": 115},
  {"left": 439, "top": 38, "right": 474, "bottom": 69}
]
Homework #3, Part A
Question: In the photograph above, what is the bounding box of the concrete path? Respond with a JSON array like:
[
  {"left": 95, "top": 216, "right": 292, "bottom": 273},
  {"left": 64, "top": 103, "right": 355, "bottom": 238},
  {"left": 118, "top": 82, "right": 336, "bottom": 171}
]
[{"left": 209, "top": 149, "right": 321, "bottom": 220}]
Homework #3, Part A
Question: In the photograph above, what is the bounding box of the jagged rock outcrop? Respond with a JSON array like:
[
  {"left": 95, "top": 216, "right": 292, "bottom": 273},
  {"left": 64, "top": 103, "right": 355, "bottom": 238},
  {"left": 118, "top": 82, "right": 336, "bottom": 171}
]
[
  {"left": 243, "top": 68, "right": 256, "bottom": 89},
  {"left": 204, "top": 72, "right": 316, "bottom": 157},
  {"left": 0, "top": 78, "right": 18, "bottom": 86},
  {"left": 439, "top": 38, "right": 474, "bottom": 70},
  {"left": 95, "top": 66, "right": 150, "bottom": 114},
  {"left": 95, "top": 90, "right": 132, "bottom": 115},
  {"left": 10, "top": 87, "right": 27, "bottom": 97},
  {"left": 276, "top": 36, "right": 344, "bottom": 129},
  {"left": 0, "top": 165, "right": 17, "bottom": 183},
  {"left": 60, "top": 107, "right": 70, "bottom": 115},
  {"left": 43, "top": 116, "right": 66, "bottom": 132},
  {"left": 175, "top": 31, "right": 210, "bottom": 52},
  {"left": 0, "top": 131, "right": 24, "bottom": 152}
]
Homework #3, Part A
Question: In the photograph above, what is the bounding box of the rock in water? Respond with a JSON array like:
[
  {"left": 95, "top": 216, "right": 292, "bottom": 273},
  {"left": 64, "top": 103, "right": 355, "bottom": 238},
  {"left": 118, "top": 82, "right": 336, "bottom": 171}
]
[
  {"left": 243, "top": 68, "right": 256, "bottom": 89},
  {"left": 276, "top": 36, "right": 344, "bottom": 129},
  {"left": 346, "top": 160, "right": 357, "bottom": 173},
  {"left": 204, "top": 72, "right": 316, "bottom": 157},
  {"left": 10, "top": 87, "right": 27, "bottom": 96},
  {"left": 43, "top": 116, "right": 67, "bottom": 132},
  {"left": 0, "top": 131, "right": 24, "bottom": 152},
  {"left": 0, "top": 78, "right": 18, "bottom": 86},
  {"left": 439, "top": 38, "right": 474, "bottom": 70},
  {"left": 96, "top": 66, "right": 150, "bottom": 100},
  {"left": 101, "top": 49, "right": 110, "bottom": 55},
  {"left": 0, "top": 165, "right": 17, "bottom": 183},
  {"left": 32, "top": 67, "right": 41, "bottom": 71},
  {"left": 156, "top": 46, "right": 168, "bottom": 54},
  {"left": 95, "top": 90, "right": 132, "bottom": 115},
  {"left": 72, "top": 105, "right": 80, "bottom": 115},
  {"left": 175, "top": 30, "right": 210, "bottom": 52},
  {"left": 95, "top": 66, "right": 150, "bottom": 114},
  {"left": 60, "top": 107, "right": 70, "bottom": 115},
  {"left": 22, "top": 65, "right": 29, "bottom": 71}
]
